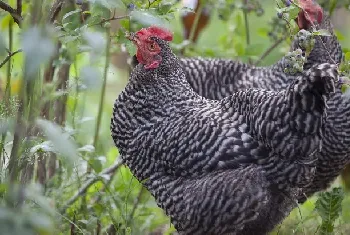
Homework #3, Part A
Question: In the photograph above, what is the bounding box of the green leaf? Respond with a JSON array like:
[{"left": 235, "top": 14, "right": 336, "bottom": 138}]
[
  {"left": 159, "top": 3, "right": 172, "bottom": 14},
  {"left": 62, "top": 9, "right": 82, "bottom": 22},
  {"left": 25, "top": 184, "right": 56, "bottom": 216},
  {"left": 130, "top": 10, "right": 168, "bottom": 27},
  {"left": 334, "top": 30, "right": 345, "bottom": 41},
  {"left": 120, "top": 19, "right": 130, "bottom": 30},
  {"left": 89, "top": 156, "right": 106, "bottom": 174},
  {"left": 313, "top": 29, "right": 332, "bottom": 37},
  {"left": 287, "top": 5, "right": 300, "bottom": 21},
  {"left": 80, "top": 66, "right": 102, "bottom": 89},
  {"left": 329, "top": 0, "right": 337, "bottom": 16},
  {"left": 77, "top": 145, "right": 95, "bottom": 153},
  {"left": 125, "top": 40, "right": 137, "bottom": 56},
  {"left": 345, "top": 52, "right": 350, "bottom": 61},
  {"left": 234, "top": 41, "right": 245, "bottom": 56},
  {"left": 245, "top": 44, "right": 264, "bottom": 56},
  {"left": 257, "top": 28, "right": 269, "bottom": 37},
  {"left": 21, "top": 27, "right": 55, "bottom": 78},
  {"left": 82, "top": 31, "right": 106, "bottom": 53},
  {"left": 26, "top": 213, "right": 54, "bottom": 235},
  {"left": 89, "top": 0, "right": 126, "bottom": 9},
  {"left": 0, "top": 36, "right": 6, "bottom": 56},
  {"left": 89, "top": 158, "right": 103, "bottom": 173},
  {"left": 30, "top": 141, "right": 55, "bottom": 154},
  {"left": 315, "top": 187, "right": 344, "bottom": 235},
  {"left": 36, "top": 119, "right": 78, "bottom": 173}
]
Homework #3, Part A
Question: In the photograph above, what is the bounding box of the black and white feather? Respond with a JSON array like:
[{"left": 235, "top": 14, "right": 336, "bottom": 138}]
[{"left": 111, "top": 35, "right": 338, "bottom": 234}]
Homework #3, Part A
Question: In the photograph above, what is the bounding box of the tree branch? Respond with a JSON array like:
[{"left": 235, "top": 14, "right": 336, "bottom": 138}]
[
  {"left": 16, "top": 0, "right": 22, "bottom": 15},
  {"left": 92, "top": 14, "right": 129, "bottom": 27},
  {"left": 0, "top": 1, "right": 22, "bottom": 26},
  {"left": 59, "top": 158, "right": 123, "bottom": 214},
  {"left": 0, "top": 49, "right": 22, "bottom": 69},
  {"left": 49, "top": 0, "right": 65, "bottom": 23},
  {"left": 0, "top": 1, "right": 16, "bottom": 14}
]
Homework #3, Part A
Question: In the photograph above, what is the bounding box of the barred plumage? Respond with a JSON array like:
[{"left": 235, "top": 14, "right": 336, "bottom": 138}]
[
  {"left": 131, "top": 11, "right": 346, "bottom": 203},
  {"left": 177, "top": 11, "right": 347, "bottom": 203},
  {"left": 111, "top": 27, "right": 338, "bottom": 234}
]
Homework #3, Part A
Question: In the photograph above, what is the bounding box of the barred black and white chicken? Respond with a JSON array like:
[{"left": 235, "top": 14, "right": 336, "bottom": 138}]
[
  {"left": 130, "top": 0, "right": 348, "bottom": 203},
  {"left": 111, "top": 26, "right": 338, "bottom": 234},
  {"left": 180, "top": 0, "right": 348, "bottom": 203}
]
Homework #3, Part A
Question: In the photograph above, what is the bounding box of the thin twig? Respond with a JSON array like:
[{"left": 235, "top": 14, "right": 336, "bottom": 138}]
[
  {"left": 92, "top": 28, "right": 111, "bottom": 158},
  {"left": 126, "top": 187, "right": 144, "bottom": 226},
  {"left": 0, "top": 1, "right": 17, "bottom": 15},
  {"left": 87, "top": 26, "right": 112, "bottom": 174},
  {"left": 89, "top": 10, "right": 129, "bottom": 27},
  {"left": 49, "top": 0, "right": 65, "bottom": 23},
  {"left": 243, "top": 0, "right": 251, "bottom": 64},
  {"left": 8, "top": 76, "right": 25, "bottom": 181},
  {"left": 0, "top": 1, "right": 22, "bottom": 26},
  {"left": 254, "top": 37, "right": 286, "bottom": 66},
  {"left": 148, "top": 0, "right": 161, "bottom": 9},
  {"left": 87, "top": 166, "right": 117, "bottom": 206},
  {"left": 188, "top": 5, "right": 203, "bottom": 43},
  {"left": 182, "top": 4, "right": 204, "bottom": 55},
  {"left": 59, "top": 158, "right": 123, "bottom": 214},
  {"left": 0, "top": 49, "right": 22, "bottom": 69}
]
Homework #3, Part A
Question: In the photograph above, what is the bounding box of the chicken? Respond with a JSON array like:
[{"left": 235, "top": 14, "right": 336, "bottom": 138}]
[
  {"left": 131, "top": 0, "right": 348, "bottom": 202},
  {"left": 111, "top": 26, "right": 338, "bottom": 234},
  {"left": 181, "top": 0, "right": 347, "bottom": 202}
]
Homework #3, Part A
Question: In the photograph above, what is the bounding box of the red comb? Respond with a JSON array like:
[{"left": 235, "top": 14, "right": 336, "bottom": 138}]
[
  {"left": 293, "top": 0, "right": 323, "bottom": 28},
  {"left": 136, "top": 26, "right": 173, "bottom": 42}
]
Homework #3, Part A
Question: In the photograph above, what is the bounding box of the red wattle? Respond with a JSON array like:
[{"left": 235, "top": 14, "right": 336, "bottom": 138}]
[
  {"left": 145, "top": 61, "right": 160, "bottom": 69},
  {"left": 136, "top": 50, "right": 146, "bottom": 64}
]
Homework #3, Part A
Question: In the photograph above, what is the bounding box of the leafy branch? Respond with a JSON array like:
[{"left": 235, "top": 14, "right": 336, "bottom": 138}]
[
  {"left": 89, "top": 9, "right": 129, "bottom": 27},
  {"left": 315, "top": 187, "right": 344, "bottom": 234},
  {"left": 0, "top": 49, "right": 22, "bottom": 69},
  {"left": 59, "top": 158, "right": 124, "bottom": 214},
  {"left": 0, "top": 0, "right": 23, "bottom": 26}
]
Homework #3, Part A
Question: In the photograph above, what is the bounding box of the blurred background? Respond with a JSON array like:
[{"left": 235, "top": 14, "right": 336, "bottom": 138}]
[{"left": 1, "top": 0, "right": 350, "bottom": 234}]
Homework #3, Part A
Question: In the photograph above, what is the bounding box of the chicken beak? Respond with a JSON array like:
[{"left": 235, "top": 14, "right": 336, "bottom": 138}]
[{"left": 126, "top": 32, "right": 139, "bottom": 45}]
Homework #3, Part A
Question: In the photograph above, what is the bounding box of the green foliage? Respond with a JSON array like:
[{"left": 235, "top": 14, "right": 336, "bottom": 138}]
[
  {"left": 284, "top": 48, "right": 305, "bottom": 75},
  {"left": 0, "top": 183, "right": 55, "bottom": 235},
  {"left": 315, "top": 187, "right": 345, "bottom": 234},
  {"left": 0, "top": 0, "right": 349, "bottom": 234}
]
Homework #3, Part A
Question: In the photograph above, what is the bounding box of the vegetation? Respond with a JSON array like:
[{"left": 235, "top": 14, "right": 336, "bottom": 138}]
[{"left": 0, "top": 0, "right": 350, "bottom": 234}]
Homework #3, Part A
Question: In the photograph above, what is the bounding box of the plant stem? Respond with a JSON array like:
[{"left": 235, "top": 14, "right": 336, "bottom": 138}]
[
  {"left": 90, "top": 28, "right": 111, "bottom": 172},
  {"left": 188, "top": 5, "right": 203, "bottom": 43},
  {"left": 243, "top": 0, "right": 251, "bottom": 64},
  {"left": 126, "top": 187, "right": 144, "bottom": 227},
  {"left": 0, "top": 49, "right": 22, "bottom": 69},
  {"left": 5, "top": 21, "right": 13, "bottom": 97},
  {"left": 59, "top": 158, "right": 123, "bottom": 214},
  {"left": 0, "top": 0, "right": 22, "bottom": 26},
  {"left": 0, "top": 20, "right": 14, "bottom": 172},
  {"left": 72, "top": 58, "right": 79, "bottom": 129},
  {"left": 183, "top": 3, "right": 204, "bottom": 54},
  {"left": 92, "top": 29, "right": 111, "bottom": 148},
  {"left": 8, "top": 77, "right": 25, "bottom": 182}
]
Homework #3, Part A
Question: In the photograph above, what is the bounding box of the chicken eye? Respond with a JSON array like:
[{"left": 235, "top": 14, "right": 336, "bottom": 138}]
[{"left": 149, "top": 43, "right": 156, "bottom": 51}]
